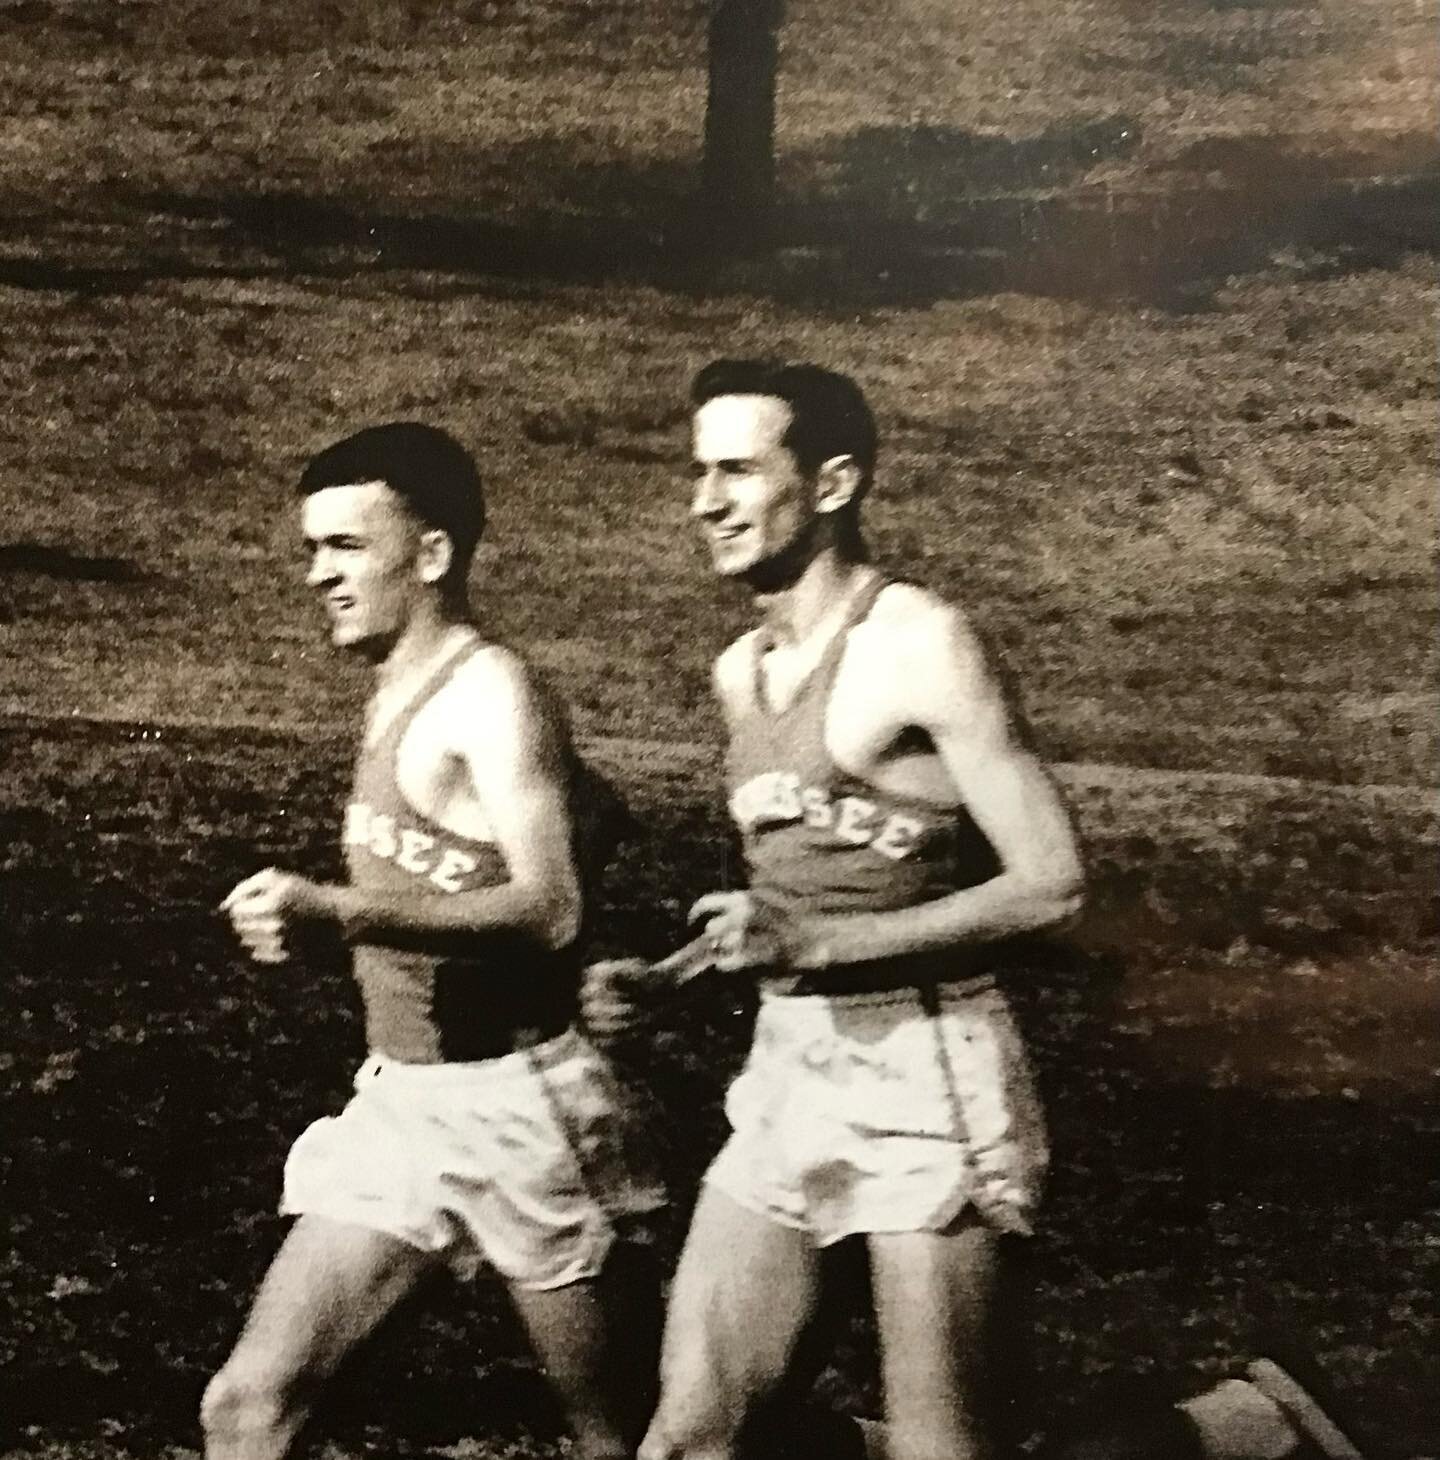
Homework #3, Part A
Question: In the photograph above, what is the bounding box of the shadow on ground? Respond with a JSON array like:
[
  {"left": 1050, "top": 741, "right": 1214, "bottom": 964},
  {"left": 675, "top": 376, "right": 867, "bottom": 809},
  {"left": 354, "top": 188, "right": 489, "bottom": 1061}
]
[
  {"left": 0, "top": 121, "right": 1435, "bottom": 307},
  {"left": 0, "top": 541, "right": 148, "bottom": 583}
]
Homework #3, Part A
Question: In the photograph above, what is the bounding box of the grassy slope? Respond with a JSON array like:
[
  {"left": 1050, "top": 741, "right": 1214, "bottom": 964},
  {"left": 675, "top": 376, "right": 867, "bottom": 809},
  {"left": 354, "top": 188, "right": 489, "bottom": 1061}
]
[{"left": 2, "top": 260, "right": 1435, "bottom": 780}]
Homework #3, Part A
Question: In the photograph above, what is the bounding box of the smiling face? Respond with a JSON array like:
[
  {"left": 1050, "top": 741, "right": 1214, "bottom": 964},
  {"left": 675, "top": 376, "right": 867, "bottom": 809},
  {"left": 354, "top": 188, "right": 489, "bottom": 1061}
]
[
  {"left": 301, "top": 480, "right": 427, "bottom": 657},
  {"left": 689, "top": 393, "right": 818, "bottom": 581}
]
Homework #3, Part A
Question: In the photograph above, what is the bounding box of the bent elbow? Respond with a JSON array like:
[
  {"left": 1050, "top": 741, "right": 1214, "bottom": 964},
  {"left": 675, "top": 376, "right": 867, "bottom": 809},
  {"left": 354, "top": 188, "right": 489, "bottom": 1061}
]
[
  {"left": 1048, "top": 857, "right": 1087, "bottom": 926},
  {"left": 534, "top": 886, "right": 583, "bottom": 952},
  {"left": 1052, "top": 880, "right": 1085, "bottom": 928},
  {"left": 1021, "top": 866, "right": 1085, "bottom": 934}
]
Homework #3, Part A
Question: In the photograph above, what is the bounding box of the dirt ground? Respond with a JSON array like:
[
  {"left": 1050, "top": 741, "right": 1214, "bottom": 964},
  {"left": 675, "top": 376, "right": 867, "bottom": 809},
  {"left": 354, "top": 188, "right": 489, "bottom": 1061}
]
[{"left": 0, "top": 1, "right": 1436, "bottom": 1457}]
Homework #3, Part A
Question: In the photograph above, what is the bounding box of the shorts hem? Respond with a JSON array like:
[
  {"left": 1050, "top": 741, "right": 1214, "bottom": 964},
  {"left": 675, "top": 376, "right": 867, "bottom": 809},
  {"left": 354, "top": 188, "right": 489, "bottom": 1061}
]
[
  {"left": 278, "top": 1197, "right": 442, "bottom": 1261},
  {"left": 857, "top": 1201, "right": 1039, "bottom": 1243},
  {"left": 280, "top": 1195, "right": 615, "bottom": 1291},
  {"left": 507, "top": 1241, "right": 611, "bottom": 1292},
  {"left": 701, "top": 1167, "right": 814, "bottom": 1238},
  {"left": 701, "top": 1170, "right": 1037, "bottom": 1246}
]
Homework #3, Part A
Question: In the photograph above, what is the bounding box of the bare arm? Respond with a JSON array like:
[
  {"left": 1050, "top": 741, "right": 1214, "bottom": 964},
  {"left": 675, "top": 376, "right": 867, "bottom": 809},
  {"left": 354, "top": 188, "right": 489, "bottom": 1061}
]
[
  {"left": 225, "top": 652, "right": 582, "bottom": 958},
  {"left": 792, "top": 604, "right": 1082, "bottom": 967}
]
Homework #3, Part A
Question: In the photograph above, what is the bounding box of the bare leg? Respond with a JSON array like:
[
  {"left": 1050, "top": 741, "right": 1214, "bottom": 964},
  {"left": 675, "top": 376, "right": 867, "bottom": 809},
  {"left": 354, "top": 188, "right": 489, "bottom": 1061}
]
[
  {"left": 201, "top": 1216, "right": 433, "bottom": 1460},
  {"left": 508, "top": 1264, "right": 653, "bottom": 1460},
  {"left": 870, "top": 1221, "right": 1000, "bottom": 1460},
  {"left": 640, "top": 1186, "right": 822, "bottom": 1460}
]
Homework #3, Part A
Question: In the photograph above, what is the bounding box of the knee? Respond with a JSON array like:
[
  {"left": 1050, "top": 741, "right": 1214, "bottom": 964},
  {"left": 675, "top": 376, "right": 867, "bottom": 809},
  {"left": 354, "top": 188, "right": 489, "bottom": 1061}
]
[
  {"left": 885, "top": 1425, "right": 984, "bottom": 1460},
  {"left": 636, "top": 1364, "right": 740, "bottom": 1460},
  {"left": 637, "top": 1424, "right": 687, "bottom": 1460},
  {"left": 200, "top": 1358, "right": 300, "bottom": 1449},
  {"left": 638, "top": 1417, "right": 735, "bottom": 1460},
  {"left": 635, "top": 1434, "right": 673, "bottom": 1460}
]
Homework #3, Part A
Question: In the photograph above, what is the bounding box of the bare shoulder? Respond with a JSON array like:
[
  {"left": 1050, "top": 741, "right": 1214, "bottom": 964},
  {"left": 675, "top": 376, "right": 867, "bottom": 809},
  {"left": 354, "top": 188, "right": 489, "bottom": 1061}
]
[
  {"left": 432, "top": 641, "right": 566, "bottom": 756},
  {"left": 861, "top": 581, "right": 985, "bottom": 671},
  {"left": 841, "top": 581, "right": 1010, "bottom": 739},
  {"left": 445, "top": 640, "right": 532, "bottom": 705}
]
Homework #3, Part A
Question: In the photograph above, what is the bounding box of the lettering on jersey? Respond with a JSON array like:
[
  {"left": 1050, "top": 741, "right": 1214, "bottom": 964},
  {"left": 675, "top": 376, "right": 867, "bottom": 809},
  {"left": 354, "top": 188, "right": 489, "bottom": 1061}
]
[
  {"left": 872, "top": 812, "right": 924, "bottom": 861},
  {"left": 800, "top": 785, "right": 834, "bottom": 829},
  {"left": 834, "top": 795, "right": 879, "bottom": 845},
  {"left": 397, "top": 828, "right": 435, "bottom": 875},
  {"left": 730, "top": 772, "right": 926, "bottom": 861},
  {"left": 430, "top": 846, "right": 481, "bottom": 893},
  {"left": 345, "top": 801, "right": 483, "bottom": 892}
]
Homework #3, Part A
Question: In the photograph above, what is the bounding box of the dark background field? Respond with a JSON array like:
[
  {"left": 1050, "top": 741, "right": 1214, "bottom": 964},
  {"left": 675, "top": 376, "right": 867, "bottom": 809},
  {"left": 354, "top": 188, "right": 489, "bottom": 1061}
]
[{"left": 0, "top": 1, "right": 1436, "bottom": 1457}]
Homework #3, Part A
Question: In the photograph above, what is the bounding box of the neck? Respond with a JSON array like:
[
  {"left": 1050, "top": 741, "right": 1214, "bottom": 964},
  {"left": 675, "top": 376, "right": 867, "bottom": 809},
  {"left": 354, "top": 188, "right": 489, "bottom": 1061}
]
[
  {"left": 752, "top": 548, "right": 873, "bottom": 647},
  {"left": 372, "top": 598, "right": 473, "bottom": 687}
]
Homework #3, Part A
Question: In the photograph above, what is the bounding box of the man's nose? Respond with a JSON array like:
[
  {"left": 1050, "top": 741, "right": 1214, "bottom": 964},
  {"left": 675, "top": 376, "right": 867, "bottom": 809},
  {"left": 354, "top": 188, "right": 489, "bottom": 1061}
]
[
  {"left": 691, "top": 470, "right": 726, "bottom": 519},
  {"left": 307, "top": 548, "right": 337, "bottom": 588}
]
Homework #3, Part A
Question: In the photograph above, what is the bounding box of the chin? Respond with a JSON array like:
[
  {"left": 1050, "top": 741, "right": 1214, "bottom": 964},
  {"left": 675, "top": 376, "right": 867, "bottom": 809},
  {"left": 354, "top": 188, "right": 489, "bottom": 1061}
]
[
  {"left": 328, "top": 620, "right": 376, "bottom": 654},
  {"left": 710, "top": 544, "right": 758, "bottom": 578}
]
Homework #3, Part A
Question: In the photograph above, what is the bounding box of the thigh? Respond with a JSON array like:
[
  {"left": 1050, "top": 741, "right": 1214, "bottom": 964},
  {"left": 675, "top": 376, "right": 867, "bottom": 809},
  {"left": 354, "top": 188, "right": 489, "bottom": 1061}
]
[
  {"left": 650, "top": 1185, "right": 822, "bottom": 1445},
  {"left": 225, "top": 1215, "right": 435, "bottom": 1393},
  {"left": 508, "top": 1277, "right": 629, "bottom": 1453},
  {"left": 510, "top": 1247, "right": 665, "bottom": 1400},
  {"left": 869, "top": 1222, "right": 1000, "bottom": 1460}
]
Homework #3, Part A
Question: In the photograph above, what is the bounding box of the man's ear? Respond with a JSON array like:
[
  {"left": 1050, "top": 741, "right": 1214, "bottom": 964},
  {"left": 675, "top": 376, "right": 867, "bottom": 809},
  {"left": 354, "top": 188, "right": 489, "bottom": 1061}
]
[
  {"left": 417, "top": 528, "right": 455, "bottom": 586},
  {"left": 814, "top": 454, "right": 863, "bottom": 517}
]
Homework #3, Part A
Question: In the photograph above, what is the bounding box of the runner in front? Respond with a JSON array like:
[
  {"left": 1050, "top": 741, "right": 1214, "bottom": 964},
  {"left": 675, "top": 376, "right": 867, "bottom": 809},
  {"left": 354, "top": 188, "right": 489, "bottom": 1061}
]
[{"left": 206, "top": 422, "right": 663, "bottom": 1460}]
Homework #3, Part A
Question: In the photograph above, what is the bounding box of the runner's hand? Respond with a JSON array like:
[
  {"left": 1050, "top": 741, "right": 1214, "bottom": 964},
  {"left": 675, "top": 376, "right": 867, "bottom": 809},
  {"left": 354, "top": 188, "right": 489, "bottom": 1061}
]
[
  {"left": 688, "top": 891, "right": 789, "bottom": 972},
  {"left": 580, "top": 933, "right": 725, "bottom": 1043},
  {"left": 580, "top": 959, "right": 656, "bottom": 1043},
  {"left": 220, "top": 868, "right": 329, "bottom": 964}
]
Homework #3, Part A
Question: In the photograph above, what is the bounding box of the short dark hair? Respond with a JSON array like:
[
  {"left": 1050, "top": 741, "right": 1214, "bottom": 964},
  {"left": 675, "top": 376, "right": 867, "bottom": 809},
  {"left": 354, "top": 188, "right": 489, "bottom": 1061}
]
[
  {"left": 690, "top": 359, "right": 879, "bottom": 492},
  {"left": 298, "top": 422, "right": 485, "bottom": 581}
]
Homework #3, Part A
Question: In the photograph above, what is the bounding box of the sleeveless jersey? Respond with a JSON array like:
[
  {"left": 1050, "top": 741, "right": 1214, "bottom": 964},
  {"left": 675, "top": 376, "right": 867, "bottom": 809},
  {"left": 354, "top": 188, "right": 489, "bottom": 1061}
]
[
  {"left": 723, "top": 576, "right": 1001, "bottom": 980},
  {"left": 344, "top": 638, "right": 577, "bottom": 1063}
]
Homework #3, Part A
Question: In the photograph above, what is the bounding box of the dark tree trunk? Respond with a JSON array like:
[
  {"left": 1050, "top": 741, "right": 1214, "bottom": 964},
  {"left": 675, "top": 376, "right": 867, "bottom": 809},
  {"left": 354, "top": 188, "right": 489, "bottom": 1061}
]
[{"left": 703, "top": 0, "right": 784, "bottom": 235}]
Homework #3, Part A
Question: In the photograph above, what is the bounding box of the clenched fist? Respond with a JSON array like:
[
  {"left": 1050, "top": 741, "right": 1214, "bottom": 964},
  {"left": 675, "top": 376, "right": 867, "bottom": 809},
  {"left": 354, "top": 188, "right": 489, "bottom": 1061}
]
[
  {"left": 220, "top": 867, "right": 331, "bottom": 965},
  {"left": 580, "top": 959, "right": 658, "bottom": 1044}
]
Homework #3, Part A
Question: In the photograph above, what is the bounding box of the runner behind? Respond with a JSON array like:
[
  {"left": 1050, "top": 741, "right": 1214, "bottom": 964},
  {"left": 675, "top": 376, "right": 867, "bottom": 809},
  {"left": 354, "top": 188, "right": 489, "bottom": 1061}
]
[{"left": 639, "top": 361, "right": 1081, "bottom": 1460}]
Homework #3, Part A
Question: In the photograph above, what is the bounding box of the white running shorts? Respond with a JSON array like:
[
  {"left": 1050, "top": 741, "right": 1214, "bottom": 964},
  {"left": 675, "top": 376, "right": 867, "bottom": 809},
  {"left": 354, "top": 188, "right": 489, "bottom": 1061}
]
[
  {"left": 704, "top": 980, "right": 1046, "bottom": 1244},
  {"left": 281, "top": 1027, "right": 667, "bottom": 1289}
]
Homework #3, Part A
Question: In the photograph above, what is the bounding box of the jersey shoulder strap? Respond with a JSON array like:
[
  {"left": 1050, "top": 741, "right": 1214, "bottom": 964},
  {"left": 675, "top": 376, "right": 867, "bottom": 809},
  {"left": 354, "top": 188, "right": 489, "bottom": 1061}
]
[
  {"left": 749, "top": 573, "right": 892, "bottom": 717},
  {"left": 368, "top": 633, "right": 485, "bottom": 754},
  {"left": 814, "top": 572, "right": 891, "bottom": 699}
]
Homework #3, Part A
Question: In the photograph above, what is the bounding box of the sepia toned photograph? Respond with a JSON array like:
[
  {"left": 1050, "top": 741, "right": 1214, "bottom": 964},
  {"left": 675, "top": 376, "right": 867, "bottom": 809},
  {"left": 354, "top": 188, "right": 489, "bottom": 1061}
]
[{"left": 0, "top": 3, "right": 1434, "bottom": 1459}]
